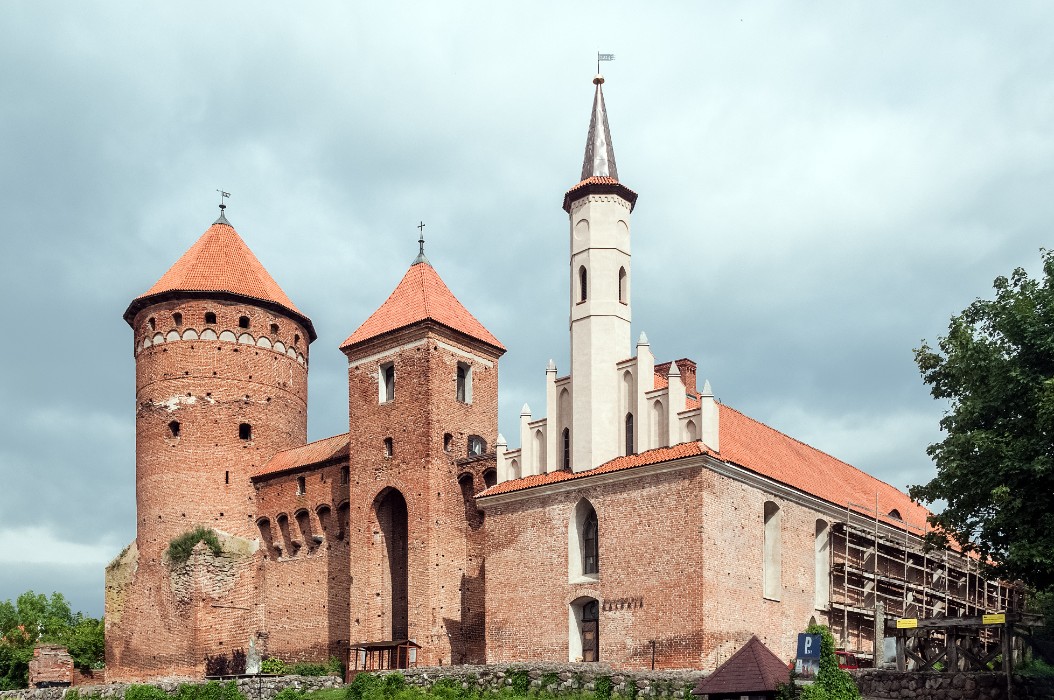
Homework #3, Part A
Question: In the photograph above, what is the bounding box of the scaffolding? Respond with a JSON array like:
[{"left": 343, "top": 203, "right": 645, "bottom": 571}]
[{"left": 828, "top": 500, "right": 1025, "bottom": 662}]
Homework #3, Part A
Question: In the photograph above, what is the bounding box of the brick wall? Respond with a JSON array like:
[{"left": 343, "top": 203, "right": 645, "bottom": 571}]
[
  {"left": 28, "top": 646, "right": 73, "bottom": 688},
  {"left": 482, "top": 457, "right": 831, "bottom": 671}
]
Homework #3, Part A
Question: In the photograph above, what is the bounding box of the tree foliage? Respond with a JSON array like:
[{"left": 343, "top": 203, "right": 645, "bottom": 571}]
[
  {"left": 911, "top": 249, "right": 1054, "bottom": 592},
  {"left": 0, "top": 591, "right": 105, "bottom": 689},
  {"left": 798, "top": 624, "right": 860, "bottom": 700}
]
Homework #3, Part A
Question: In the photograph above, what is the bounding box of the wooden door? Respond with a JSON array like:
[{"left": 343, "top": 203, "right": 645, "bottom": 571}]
[{"left": 581, "top": 600, "right": 599, "bottom": 662}]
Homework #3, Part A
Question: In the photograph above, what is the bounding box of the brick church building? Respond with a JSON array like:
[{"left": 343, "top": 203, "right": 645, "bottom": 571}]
[{"left": 104, "top": 75, "right": 1019, "bottom": 681}]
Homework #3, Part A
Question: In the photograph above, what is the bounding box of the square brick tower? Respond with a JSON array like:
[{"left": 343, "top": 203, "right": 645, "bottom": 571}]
[{"left": 339, "top": 240, "right": 504, "bottom": 665}]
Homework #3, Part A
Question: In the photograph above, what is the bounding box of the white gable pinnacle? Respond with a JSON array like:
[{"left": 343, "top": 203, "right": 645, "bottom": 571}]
[{"left": 637, "top": 331, "right": 649, "bottom": 346}]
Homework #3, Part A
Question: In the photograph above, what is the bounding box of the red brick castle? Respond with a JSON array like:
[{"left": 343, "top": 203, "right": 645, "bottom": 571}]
[{"left": 104, "top": 76, "right": 1019, "bottom": 681}]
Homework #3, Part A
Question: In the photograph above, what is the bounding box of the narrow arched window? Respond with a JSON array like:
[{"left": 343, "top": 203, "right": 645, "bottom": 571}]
[
  {"left": 562, "top": 428, "right": 570, "bottom": 470},
  {"left": 443, "top": 433, "right": 453, "bottom": 452},
  {"left": 148, "top": 317, "right": 156, "bottom": 331},
  {"left": 764, "top": 501, "right": 782, "bottom": 600},
  {"left": 383, "top": 437, "right": 394, "bottom": 457},
  {"left": 270, "top": 323, "right": 279, "bottom": 335},
  {"left": 625, "top": 413, "right": 634, "bottom": 455},
  {"left": 815, "top": 520, "right": 830, "bottom": 610},
  {"left": 468, "top": 435, "right": 486, "bottom": 456},
  {"left": 380, "top": 363, "right": 395, "bottom": 403},
  {"left": 204, "top": 311, "right": 217, "bottom": 325},
  {"left": 578, "top": 266, "right": 588, "bottom": 302},
  {"left": 618, "top": 267, "right": 627, "bottom": 304},
  {"left": 583, "top": 508, "right": 599, "bottom": 575},
  {"left": 173, "top": 312, "right": 183, "bottom": 327},
  {"left": 483, "top": 469, "right": 497, "bottom": 489},
  {"left": 168, "top": 420, "right": 180, "bottom": 438},
  {"left": 456, "top": 362, "right": 471, "bottom": 403}
]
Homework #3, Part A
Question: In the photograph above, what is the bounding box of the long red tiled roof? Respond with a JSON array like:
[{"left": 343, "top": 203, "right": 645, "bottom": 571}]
[
  {"left": 126, "top": 218, "right": 314, "bottom": 337},
  {"left": 253, "top": 433, "right": 350, "bottom": 479},
  {"left": 693, "top": 636, "right": 789, "bottom": 696},
  {"left": 479, "top": 403, "right": 929, "bottom": 528},
  {"left": 340, "top": 262, "right": 504, "bottom": 352}
]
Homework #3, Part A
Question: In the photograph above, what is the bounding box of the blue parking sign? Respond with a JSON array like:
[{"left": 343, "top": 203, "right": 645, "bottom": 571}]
[{"left": 797, "top": 633, "right": 822, "bottom": 659}]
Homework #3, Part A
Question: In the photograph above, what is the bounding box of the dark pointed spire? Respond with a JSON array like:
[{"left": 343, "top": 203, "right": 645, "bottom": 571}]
[
  {"left": 580, "top": 74, "right": 618, "bottom": 181},
  {"left": 413, "top": 230, "right": 430, "bottom": 266}
]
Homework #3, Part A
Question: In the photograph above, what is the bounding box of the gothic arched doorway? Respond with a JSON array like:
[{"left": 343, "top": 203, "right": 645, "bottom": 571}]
[
  {"left": 569, "top": 596, "right": 600, "bottom": 662},
  {"left": 375, "top": 488, "right": 408, "bottom": 639}
]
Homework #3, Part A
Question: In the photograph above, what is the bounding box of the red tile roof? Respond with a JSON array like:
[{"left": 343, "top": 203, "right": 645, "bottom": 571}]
[
  {"left": 126, "top": 219, "right": 314, "bottom": 337},
  {"left": 340, "top": 262, "right": 504, "bottom": 352},
  {"left": 253, "top": 433, "right": 350, "bottom": 479},
  {"left": 692, "top": 636, "right": 790, "bottom": 696},
  {"left": 479, "top": 403, "right": 929, "bottom": 529}
]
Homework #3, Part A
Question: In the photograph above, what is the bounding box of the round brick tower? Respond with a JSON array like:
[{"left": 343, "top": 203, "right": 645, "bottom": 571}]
[{"left": 123, "top": 208, "right": 316, "bottom": 561}]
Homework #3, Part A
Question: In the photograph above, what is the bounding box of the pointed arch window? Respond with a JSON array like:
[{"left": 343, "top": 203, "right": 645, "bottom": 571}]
[
  {"left": 578, "top": 266, "right": 588, "bottom": 303},
  {"left": 764, "top": 501, "right": 782, "bottom": 600},
  {"left": 562, "top": 428, "right": 570, "bottom": 470},
  {"left": 583, "top": 508, "right": 599, "bottom": 575},
  {"left": 379, "top": 362, "right": 395, "bottom": 403},
  {"left": 618, "top": 267, "right": 627, "bottom": 304}
]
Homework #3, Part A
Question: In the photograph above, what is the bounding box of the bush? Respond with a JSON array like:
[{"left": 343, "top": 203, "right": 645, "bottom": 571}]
[
  {"left": 126, "top": 685, "right": 172, "bottom": 700},
  {"left": 275, "top": 689, "right": 306, "bottom": 700},
  {"left": 1018, "top": 658, "right": 1054, "bottom": 678},
  {"left": 594, "top": 676, "right": 612, "bottom": 700},
  {"left": 168, "top": 527, "right": 223, "bottom": 565},
  {"left": 262, "top": 657, "right": 288, "bottom": 675},
  {"left": 798, "top": 625, "right": 860, "bottom": 700}
]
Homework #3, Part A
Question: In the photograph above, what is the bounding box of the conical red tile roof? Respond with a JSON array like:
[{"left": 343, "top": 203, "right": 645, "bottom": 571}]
[
  {"left": 340, "top": 261, "right": 504, "bottom": 352},
  {"left": 124, "top": 216, "right": 315, "bottom": 339}
]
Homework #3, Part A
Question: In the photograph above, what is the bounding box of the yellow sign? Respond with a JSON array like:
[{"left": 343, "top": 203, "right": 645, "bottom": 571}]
[
  {"left": 983, "top": 614, "right": 1006, "bottom": 625},
  {"left": 896, "top": 618, "right": 918, "bottom": 629}
]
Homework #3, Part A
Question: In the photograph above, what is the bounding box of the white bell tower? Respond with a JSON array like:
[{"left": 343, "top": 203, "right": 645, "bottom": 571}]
[{"left": 563, "top": 74, "right": 638, "bottom": 471}]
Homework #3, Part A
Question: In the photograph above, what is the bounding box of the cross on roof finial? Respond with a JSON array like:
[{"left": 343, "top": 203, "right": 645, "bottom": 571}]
[
  {"left": 214, "top": 189, "right": 231, "bottom": 225},
  {"left": 413, "top": 221, "right": 430, "bottom": 266}
]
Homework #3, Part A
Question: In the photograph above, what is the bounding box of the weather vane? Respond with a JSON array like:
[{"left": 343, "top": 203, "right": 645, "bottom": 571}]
[
  {"left": 216, "top": 189, "right": 230, "bottom": 210},
  {"left": 597, "top": 52, "right": 615, "bottom": 73}
]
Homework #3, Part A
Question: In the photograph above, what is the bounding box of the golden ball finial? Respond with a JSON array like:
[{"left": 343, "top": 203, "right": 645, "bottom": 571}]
[{"left": 593, "top": 73, "right": 605, "bottom": 85}]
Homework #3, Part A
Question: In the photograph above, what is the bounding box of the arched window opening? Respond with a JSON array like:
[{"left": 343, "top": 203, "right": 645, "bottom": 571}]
[
  {"left": 296, "top": 475, "right": 306, "bottom": 496},
  {"left": 483, "top": 469, "right": 497, "bottom": 489},
  {"left": 443, "top": 433, "right": 453, "bottom": 452},
  {"left": 534, "top": 429, "right": 546, "bottom": 472},
  {"left": 336, "top": 502, "right": 350, "bottom": 541},
  {"left": 380, "top": 362, "right": 395, "bottom": 403},
  {"left": 578, "top": 266, "right": 588, "bottom": 302},
  {"left": 204, "top": 311, "right": 217, "bottom": 325},
  {"left": 340, "top": 466, "right": 349, "bottom": 485},
  {"left": 173, "top": 312, "right": 183, "bottom": 327},
  {"left": 624, "top": 413, "right": 634, "bottom": 455},
  {"left": 316, "top": 505, "right": 332, "bottom": 541},
  {"left": 294, "top": 333, "right": 300, "bottom": 345},
  {"left": 569, "top": 499, "right": 599, "bottom": 581},
  {"left": 651, "top": 400, "right": 667, "bottom": 447},
  {"left": 238, "top": 315, "right": 250, "bottom": 329},
  {"left": 270, "top": 323, "right": 279, "bottom": 335},
  {"left": 685, "top": 419, "right": 698, "bottom": 442},
  {"left": 256, "top": 518, "right": 275, "bottom": 556},
  {"left": 239, "top": 423, "right": 252, "bottom": 440},
  {"left": 618, "top": 267, "right": 627, "bottom": 304},
  {"left": 168, "top": 420, "right": 180, "bottom": 438},
  {"left": 888, "top": 508, "right": 903, "bottom": 520},
  {"left": 459, "top": 473, "right": 483, "bottom": 529},
  {"left": 468, "top": 435, "right": 486, "bottom": 456},
  {"left": 562, "top": 428, "right": 571, "bottom": 470},
  {"left": 764, "top": 501, "right": 782, "bottom": 600},
  {"left": 509, "top": 458, "right": 520, "bottom": 480},
  {"left": 569, "top": 597, "right": 600, "bottom": 663},
  {"left": 815, "top": 519, "right": 830, "bottom": 610},
  {"left": 294, "top": 509, "right": 314, "bottom": 548},
  {"left": 276, "top": 513, "right": 294, "bottom": 554},
  {"left": 456, "top": 362, "right": 472, "bottom": 403},
  {"left": 384, "top": 437, "right": 394, "bottom": 457},
  {"left": 148, "top": 317, "right": 156, "bottom": 331}
]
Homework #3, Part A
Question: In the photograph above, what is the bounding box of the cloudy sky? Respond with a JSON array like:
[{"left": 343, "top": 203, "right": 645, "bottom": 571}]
[{"left": 2, "top": 2, "right": 1052, "bottom": 617}]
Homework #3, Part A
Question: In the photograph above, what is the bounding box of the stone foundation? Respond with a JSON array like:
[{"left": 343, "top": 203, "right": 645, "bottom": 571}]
[
  {"left": 853, "top": 670, "right": 1054, "bottom": 700},
  {"left": 0, "top": 675, "right": 342, "bottom": 700}
]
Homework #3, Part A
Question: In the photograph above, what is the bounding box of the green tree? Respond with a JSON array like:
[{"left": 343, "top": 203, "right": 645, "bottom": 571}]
[
  {"left": 911, "top": 249, "right": 1054, "bottom": 592},
  {"left": 798, "top": 624, "right": 859, "bottom": 700},
  {"left": 0, "top": 591, "right": 104, "bottom": 689}
]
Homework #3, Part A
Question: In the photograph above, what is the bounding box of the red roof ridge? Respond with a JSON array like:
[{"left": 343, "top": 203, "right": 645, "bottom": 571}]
[
  {"left": 341, "top": 262, "right": 504, "bottom": 352},
  {"left": 253, "top": 432, "right": 350, "bottom": 479}
]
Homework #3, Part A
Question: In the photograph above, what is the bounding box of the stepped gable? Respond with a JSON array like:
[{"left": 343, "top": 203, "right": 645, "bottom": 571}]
[
  {"left": 124, "top": 216, "right": 315, "bottom": 340},
  {"left": 340, "top": 259, "right": 504, "bottom": 352},
  {"left": 254, "top": 433, "right": 350, "bottom": 479},
  {"left": 479, "top": 403, "right": 927, "bottom": 528},
  {"left": 692, "top": 635, "right": 790, "bottom": 696}
]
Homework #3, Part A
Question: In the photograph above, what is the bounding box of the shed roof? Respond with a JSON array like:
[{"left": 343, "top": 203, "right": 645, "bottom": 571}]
[{"left": 692, "top": 636, "right": 790, "bottom": 696}]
